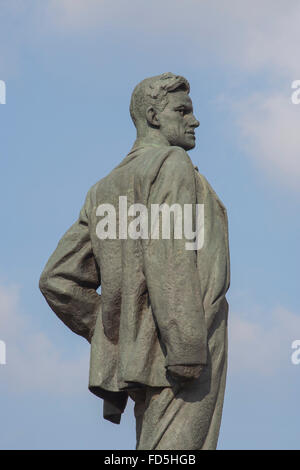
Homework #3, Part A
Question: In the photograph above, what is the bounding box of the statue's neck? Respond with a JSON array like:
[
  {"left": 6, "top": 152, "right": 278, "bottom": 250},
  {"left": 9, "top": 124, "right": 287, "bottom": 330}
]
[{"left": 133, "top": 131, "right": 171, "bottom": 149}]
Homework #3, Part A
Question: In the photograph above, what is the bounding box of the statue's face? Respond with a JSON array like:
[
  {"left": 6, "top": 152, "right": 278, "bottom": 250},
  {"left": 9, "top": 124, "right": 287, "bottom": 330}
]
[{"left": 157, "top": 90, "right": 199, "bottom": 150}]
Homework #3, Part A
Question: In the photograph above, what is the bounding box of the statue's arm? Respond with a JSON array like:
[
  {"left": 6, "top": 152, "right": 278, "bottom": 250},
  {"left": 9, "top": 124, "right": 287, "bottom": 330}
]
[
  {"left": 142, "top": 147, "right": 208, "bottom": 378},
  {"left": 39, "top": 191, "right": 101, "bottom": 342}
]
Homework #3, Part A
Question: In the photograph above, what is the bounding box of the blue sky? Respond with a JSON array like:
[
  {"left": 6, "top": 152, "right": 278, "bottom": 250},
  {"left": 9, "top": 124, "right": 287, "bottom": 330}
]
[{"left": 1, "top": 0, "right": 300, "bottom": 449}]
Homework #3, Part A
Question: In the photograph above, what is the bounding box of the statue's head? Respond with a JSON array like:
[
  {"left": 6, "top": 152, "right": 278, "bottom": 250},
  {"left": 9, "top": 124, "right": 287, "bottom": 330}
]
[{"left": 130, "top": 72, "right": 200, "bottom": 151}]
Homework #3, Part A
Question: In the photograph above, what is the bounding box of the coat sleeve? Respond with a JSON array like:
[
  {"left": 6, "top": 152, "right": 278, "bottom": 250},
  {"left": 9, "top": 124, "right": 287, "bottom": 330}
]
[
  {"left": 39, "top": 190, "right": 101, "bottom": 342},
  {"left": 142, "top": 147, "right": 208, "bottom": 367}
]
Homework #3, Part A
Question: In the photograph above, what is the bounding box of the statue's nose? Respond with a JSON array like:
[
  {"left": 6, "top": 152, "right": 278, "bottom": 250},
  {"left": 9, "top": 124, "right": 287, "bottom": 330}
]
[{"left": 191, "top": 116, "right": 200, "bottom": 128}]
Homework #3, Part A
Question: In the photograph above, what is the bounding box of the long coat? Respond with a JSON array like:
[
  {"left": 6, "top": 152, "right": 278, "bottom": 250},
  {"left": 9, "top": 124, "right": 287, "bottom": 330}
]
[{"left": 39, "top": 144, "right": 230, "bottom": 426}]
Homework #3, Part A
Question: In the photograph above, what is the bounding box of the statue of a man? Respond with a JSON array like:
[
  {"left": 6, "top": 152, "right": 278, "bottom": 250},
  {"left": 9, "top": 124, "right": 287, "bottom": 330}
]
[{"left": 39, "top": 73, "right": 230, "bottom": 450}]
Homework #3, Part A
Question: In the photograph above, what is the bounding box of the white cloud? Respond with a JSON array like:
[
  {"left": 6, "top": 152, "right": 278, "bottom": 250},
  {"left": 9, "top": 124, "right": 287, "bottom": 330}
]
[
  {"left": 0, "top": 284, "right": 89, "bottom": 395},
  {"left": 229, "top": 307, "right": 300, "bottom": 376},
  {"left": 2, "top": 1, "right": 300, "bottom": 80},
  {"left": 44, "top": 0, "right": 300, "bottom": 77},
  {"left": 233, "top": 91, "right": 300, "bottom": 190}
]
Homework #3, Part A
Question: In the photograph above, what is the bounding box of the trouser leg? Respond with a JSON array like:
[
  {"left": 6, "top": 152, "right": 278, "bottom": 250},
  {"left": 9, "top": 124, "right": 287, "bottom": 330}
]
[
  {"left": 128, "top": 389, "right": 147, "bottom": 449},
  {"left": 129, "top": 373, "right": 225, "bottom": 450}
]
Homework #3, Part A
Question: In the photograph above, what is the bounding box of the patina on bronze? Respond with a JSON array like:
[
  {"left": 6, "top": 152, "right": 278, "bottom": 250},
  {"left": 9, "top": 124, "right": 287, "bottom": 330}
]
[{"left": 39, "top": 73, "right": 230, "bottom": 450}]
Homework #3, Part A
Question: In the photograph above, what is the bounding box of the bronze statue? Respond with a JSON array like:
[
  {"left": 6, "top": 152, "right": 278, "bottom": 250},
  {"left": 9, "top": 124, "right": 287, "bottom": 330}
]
[{"left": 39, "top": 73, "right": 230, "bottom": 450}]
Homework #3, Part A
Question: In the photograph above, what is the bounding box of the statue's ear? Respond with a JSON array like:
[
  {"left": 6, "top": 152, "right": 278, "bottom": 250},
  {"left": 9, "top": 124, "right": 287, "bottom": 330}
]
[{"left": 146, "top": 106, "right": 160, "bottom": 128}]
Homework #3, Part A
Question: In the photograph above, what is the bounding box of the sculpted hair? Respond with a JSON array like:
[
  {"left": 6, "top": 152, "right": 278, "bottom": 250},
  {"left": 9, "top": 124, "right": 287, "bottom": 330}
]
[{"left": 130, "top": 73, "right": 190, "bottom": 131}]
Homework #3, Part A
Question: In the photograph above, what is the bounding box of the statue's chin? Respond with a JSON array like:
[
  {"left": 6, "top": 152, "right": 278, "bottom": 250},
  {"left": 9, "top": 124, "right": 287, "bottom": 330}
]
[
  {"left": 182, "top": 142, "right": 196, "bottom": 151},
  {"left": 169, "top": 138, "right": 196, "bottom": 151}
]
